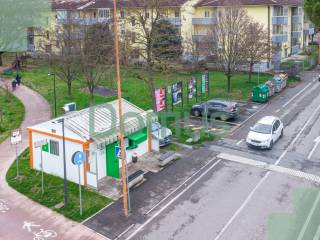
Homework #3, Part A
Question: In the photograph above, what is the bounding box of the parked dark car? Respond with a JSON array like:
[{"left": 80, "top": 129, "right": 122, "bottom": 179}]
[{"left": 191, "top": 99, "right": 239, "bottom": 121}]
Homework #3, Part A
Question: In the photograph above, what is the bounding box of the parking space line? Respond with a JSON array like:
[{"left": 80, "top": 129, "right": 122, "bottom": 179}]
[
  {"left": 236, "top": 139, "right": 244, "bottom": 146},
  {"left": 230, "top": 104, "right": 269, "bottom": 136},
  {"left": 281, "top": 82, "right": 312, "bottom": 109},
  {"left": 124, "top": 159, "right": 222, "bottom": 240}
]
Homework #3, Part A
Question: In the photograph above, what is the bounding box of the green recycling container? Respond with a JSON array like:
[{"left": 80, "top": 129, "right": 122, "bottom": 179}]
[{"left": 252, "top": 84, "right": 269, "bottom": 103}]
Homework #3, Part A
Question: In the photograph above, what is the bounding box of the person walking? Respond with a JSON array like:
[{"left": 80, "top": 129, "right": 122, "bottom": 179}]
[
  {"left": 15, "top": 73, "right": 21, "bottom": 86},
  {"left": 11, "top": 79, "right": 17, "bottom": 91}
]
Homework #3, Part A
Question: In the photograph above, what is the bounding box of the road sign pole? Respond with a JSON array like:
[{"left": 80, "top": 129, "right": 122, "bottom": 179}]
[
  {"left": 78, "top": 164, "right": 83, "bottom": 216},
  {"left": 15, "top": 144, "right": 19, "bottom": 177}
]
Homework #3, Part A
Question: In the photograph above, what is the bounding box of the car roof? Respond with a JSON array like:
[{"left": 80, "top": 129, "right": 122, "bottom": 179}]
[
  {"left": 258, "top": 116, "right": 279, "bottom": 125},
  {"left": 208, "top": 99, "right": 235, "bottom": 105}
]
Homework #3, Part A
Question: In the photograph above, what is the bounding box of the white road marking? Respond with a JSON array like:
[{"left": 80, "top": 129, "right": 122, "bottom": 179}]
[
  {"left": 145, "top": 156, "right": 219, "bottom": 215},
  {"left": 236, "top": 139, "right": 244, "bottom": 146},
  {"left": 230, "top": 104, "right": 268, "bottom": 136},
  {"left": 115, "top": 224, "right": 135, "bottom": 240},
  {"left": 124, "top": 159, "right": 222, "bottom": 240},
  {"left": 297, "top": 191, "right": 320, "bottom": 240},
  {"left": 308, "top": 136, "right": 320, "bottom": 160},
  {"left": 22, "top": 221, "right": 40, "bottom": 232},
  {"left": 282, "top": 82, "right": 312, "bottom": 109},
  {"left": 218, "top": 153, "right": 320, "bottom": 183},
  {"left": 82, "top": 202, "right": 114, "bottom": 224},
  {"left": 213, "top": 103, "right": 320, "bottom": 240},
  {"left": 275, "top": 108, "right": 281, "bottom": 113},
  {"left": 313, "top": 224, "right": 320, "bottom": 240}
]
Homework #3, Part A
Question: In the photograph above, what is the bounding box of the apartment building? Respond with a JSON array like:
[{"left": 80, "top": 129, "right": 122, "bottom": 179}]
[
  {"left": 28, "top": 0, "right": 316, "bottom": 67},
  {"left": 193, "top": 0, "right": 316, "bottom": 68}
]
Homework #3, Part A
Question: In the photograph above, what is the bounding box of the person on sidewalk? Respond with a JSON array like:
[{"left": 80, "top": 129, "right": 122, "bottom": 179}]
[
  {"left": 11, "top": 79, "right": 17, "bottom": 91},
  {"left": 15, "top": 73, "right": 21, "bottom": 86}
]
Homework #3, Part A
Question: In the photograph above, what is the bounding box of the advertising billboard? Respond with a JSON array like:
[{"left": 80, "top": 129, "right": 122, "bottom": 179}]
[
  {"left": 172, "top": 81, "right": 182, "bottom": 105},
  {"left": 155, "top": 88, "right": 166, "bottom": 112}
]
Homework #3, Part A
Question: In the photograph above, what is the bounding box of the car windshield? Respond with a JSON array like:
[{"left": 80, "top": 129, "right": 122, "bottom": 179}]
[{"left": 252, "top": 123, "right": 272, "bottom": 134}]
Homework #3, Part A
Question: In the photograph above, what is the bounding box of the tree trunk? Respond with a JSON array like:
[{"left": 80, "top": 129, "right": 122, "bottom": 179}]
[
  {"left": 0, "top": 52, "right": 3, "bottom": 66},
  {"left": 89, "top": 90, "right": 94, "bottom": 104},
  {"left": 67, "top": 81, "right": 72, "bottom": 96},
  {"left": 227, "top": 75, "right": 231, "bottom": 93},
  {"left": 248, "top": 63, "right": 253, "bottom": 83}
]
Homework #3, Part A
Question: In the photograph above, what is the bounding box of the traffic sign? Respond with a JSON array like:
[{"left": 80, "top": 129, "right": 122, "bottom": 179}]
[
  {"left": 115, "top": 146, "right": 121, "bottom": 159},
  {"left": 71, "top": 151, "right": 86, "bottom": 166},
  {"left": 11, "top": 128, "right": 22, "bottom": 145}
]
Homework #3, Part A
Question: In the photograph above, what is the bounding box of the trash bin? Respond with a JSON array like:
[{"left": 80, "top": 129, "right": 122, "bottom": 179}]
[
  {"left": 271, "top": 75, "right": 283, "bottom": 93},
  {"left": 132, "top": 153, "right": 138, "bottom": 163},
  {"left": 279, "top": 72, "right": 288, "bottom": 89},
  {"left": 252, "top": 84, "right": 269, "bottom": 103},
  {"left": 265, "top": 81, "right": 275, "bottom": 97}
]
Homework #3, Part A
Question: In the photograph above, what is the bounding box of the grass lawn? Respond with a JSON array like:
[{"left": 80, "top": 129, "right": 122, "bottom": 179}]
[
  {"left": 16, "top": 64, "right": 284, "bottom": 112},
  {"left": 6, "top": 149, "right": 113, "bottom": 222},
  {"left": 0, "top": 88, "right": 25, "bottom": 143}
]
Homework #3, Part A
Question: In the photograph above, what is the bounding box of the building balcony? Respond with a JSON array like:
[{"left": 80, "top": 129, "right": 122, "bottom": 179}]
[
  {"left": 192, "top": 34, "right": 208, "bottom": 42},
  {"left": 272, "top": 34, "right": 288, "bottom": 43},
  {"left": 57, "top": 18, "right": 112, "bottom": 25},
  {"left": 305, "top": 28, "right": 315, "bottom": 35},
  {"left": 165, "top": 18, "right": 181, "bottom": 26},
  {"left": 292, "top": 15, "right": 301, "bottom": 24},
  {"left": 291, "top": 45, "right": 301, "bottom": 54},
  {"left": 192, "top": 18, "right": 215, "bottom": 25},
  {"left": 291, "top": 31, "right": 301, "bottom": 38},
  {"left": 272, "top": 16, "right": 288, "bottom": 25}
]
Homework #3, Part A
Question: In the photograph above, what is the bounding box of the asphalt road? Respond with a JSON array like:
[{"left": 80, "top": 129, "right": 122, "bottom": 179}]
[{"left": 120, "top": 71, "right": 320, "bottom": 240}]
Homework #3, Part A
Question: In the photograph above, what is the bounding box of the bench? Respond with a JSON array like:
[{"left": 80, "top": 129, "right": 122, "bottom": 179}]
[
  {"left": 158, "top": 151, "right": 179, "bottom": 167},
  {"left": 128, "top": 170, "right": 144, "bottom": 189}
]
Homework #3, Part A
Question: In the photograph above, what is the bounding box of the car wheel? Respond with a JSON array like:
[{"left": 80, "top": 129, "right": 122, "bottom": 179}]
[
  {"left": 193, "top": 110, "right": 201, "bottom": 117},
  {"left": 220, "top": 114, "right": 229, "bottom": 121},
  {"left": 268, "top": 140, "right": 274, "bottom": 150}
]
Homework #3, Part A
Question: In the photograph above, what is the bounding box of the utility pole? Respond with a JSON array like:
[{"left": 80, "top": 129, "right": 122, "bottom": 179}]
[{"left": 113, "top": 0, "right": 129, "bottom": 217}]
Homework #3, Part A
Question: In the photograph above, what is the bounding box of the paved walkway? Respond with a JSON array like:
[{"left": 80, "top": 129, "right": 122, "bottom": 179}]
[{"left": 0, "top": 80, "right": 106, "bottom": 240}]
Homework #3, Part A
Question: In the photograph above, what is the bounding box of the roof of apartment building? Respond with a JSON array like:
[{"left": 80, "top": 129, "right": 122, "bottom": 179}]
[
  {"left": 195, "top": 0, "right": 303, "bottom": 7},
  {"left": 52, "top": 0, "right": 189, "bottom": 10}
]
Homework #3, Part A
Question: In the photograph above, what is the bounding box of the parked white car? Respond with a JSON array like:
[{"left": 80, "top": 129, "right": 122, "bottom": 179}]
[
  {"left": 246, "top": 116, "right": 284, "bottom": 149},
  {"left": 151, "top": 122, "right": 172, "bottom": 147}
]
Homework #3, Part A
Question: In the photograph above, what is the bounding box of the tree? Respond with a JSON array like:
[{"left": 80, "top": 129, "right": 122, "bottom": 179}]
[
  {"left": 243, "top": 21, "right": 271, "bottom": 82},
  {"left": 125, "top": 0, "right": 183, "bottom": 110},
  {"left": 205, "top": 4, "right": 249, "bottom": 92},
  {"left": 80, "top": 23, "right": 114, "bottom": 104},
  {"left": 43, "top": 19, "right": 82, "bottom": 96},
  {"left": 304, "top": 0, "right": 320, "bottom": 63}
]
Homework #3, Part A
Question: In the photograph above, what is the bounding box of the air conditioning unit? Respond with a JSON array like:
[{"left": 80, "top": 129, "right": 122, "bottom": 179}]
[{"left": 63, "top": 102, "right": 76, "bottom": 113}]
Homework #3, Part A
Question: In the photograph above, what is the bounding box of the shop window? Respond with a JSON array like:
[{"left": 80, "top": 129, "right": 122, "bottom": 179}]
[{"left": 49, "top": 140, "right": 59, "bottom": 156}]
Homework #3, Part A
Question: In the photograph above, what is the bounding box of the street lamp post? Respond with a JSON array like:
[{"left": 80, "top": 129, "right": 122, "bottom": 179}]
[
  {"left": 57, "top": 118, "right": 68, "bottom": 206},
  {"left": 48, "top": 72, "right": 57, "bottom": 118}
]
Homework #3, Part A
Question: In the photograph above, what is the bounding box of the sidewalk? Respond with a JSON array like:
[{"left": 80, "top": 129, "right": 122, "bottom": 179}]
[{"left": 0, "top": 80, "right": 107, "bottom": 240}]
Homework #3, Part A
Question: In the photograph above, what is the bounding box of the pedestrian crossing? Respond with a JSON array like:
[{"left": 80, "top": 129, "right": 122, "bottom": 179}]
[{"left": 218, "top": 152, "right": 320, "bottom": 184}]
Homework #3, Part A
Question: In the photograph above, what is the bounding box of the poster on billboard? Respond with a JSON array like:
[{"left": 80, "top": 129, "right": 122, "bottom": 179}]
[
  {"left": 155, "top": 88, "right": 166, "bottom": 112},
  {"left": 172, "top": 81, "right": 182, "bottom": 105},
  {"left": 188, "top": 78, "right": 197, "bottom": 99},
  {"left": 201, "top": 72, "right": 209, "bottom": 94}
]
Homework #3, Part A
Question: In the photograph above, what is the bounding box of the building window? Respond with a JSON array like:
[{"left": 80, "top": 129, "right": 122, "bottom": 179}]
[
  {"left": 205, "top": 11, "right": 210, "bottom": 18},
  {"left": 46, "top": 31, "right": 50, "bottom": 40},
  {"left": 131, "top": 17, "right": 135, "bottom": 26},
  {"left": 49, "top": 140, "right": 59, "bottom": 156},
  {"left": 120, "top": 10, "right": 125, "bottom": 19},
  {"left": 174, "top": 10, "right": 180, "bottom": 18},
  {"left": 98, "top": 8, "right": 110, "bottom": 19},
  {"left": 146, "top": 12, "right": 150, "bottom": 18},
  {"left": 56, "top": 10, "right": 67, "bottom": 20}
]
